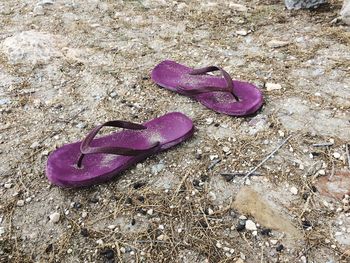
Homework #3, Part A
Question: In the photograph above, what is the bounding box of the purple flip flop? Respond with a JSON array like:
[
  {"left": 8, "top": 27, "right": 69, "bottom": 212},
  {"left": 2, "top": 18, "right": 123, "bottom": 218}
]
[
  {"left": 46, "top": 112, "right": 194, "bottom": 188},
  {"left": 151, "top": 60, "right": 263, "bottom": 116}
]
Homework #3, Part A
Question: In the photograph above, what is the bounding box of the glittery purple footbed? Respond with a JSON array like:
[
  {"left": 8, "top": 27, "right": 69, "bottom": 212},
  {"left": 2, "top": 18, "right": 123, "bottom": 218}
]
[
  {"left": 151, "top": 60, "right": 263, "bottom": 116},
  {"left": 46, "top": 112, "right": 194, "bottom": 188}
]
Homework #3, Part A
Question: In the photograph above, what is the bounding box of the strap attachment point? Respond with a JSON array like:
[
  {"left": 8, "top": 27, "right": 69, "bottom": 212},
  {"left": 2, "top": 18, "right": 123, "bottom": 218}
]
[
  {"left": 76, "top": 121, "right": 161, "bottom": 168},
  {"left": 177, "top": 66, "right": 239, "bottom": 101}
]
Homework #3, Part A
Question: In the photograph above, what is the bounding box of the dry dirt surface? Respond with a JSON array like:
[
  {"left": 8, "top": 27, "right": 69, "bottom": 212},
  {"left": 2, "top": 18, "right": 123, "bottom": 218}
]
[{"left": 0, "top": 0, "right": 350, "bottom": 262}]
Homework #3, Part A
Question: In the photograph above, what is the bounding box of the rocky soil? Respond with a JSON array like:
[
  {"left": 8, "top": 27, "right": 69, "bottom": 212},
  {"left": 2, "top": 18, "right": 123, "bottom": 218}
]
[{"left": 0, "top": 0, "right": 349, "bottom": 262}]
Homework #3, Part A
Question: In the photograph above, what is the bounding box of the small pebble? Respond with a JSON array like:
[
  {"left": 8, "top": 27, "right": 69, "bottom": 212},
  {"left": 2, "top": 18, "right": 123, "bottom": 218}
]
[
  {"left": 223, "top": 146, "right": 230, "bottom": 153},
  {"left": 4, "top": 183, "right": 13, "bottom": 189},
  {"left": 209, "top": 154, "right": 218, "bottom": 161},
  {"left": 147, "top": 209, "right": 154, "bottom": 215},
  {"left": 49, "top": 212, "right": 60, "bottom": 223},
  {"left": 80, "top": 228, "right": 89, "bottom": 237},
  {"left": 290, "top": 186, "right": 298, "bottom": 195},
  {"left": 267, "top": 40, "right": 289, "bottom": 48},
  {"left": 245, "top": 220, "right": 257, "bottom": 231},
  {"left": 261, "top": 228, "right": 272, "bottom": 235},
  {"left": 216, "top": 242, "right": 222, "bottom": 248},
  {"left": 101, "top": 249, "right": 115, "bottom": 260},
  {"left": 96, "top": 239, "right": 104, "bottom": 245},
  {"left": 333, "top": 152, "right": 341, "bottom": 159},
  {"left": 276, "top": 244, "right": 284, "bottom": 252},
  {"left": 236, "top": 223, "right": 245, "bottom": 232},
  {"left": 206, "top": 118, "right": 214, "bottom": 125},
  {"left": 17, "top": 200, "right": 25, "bottom": 207},
  {"left": 30, "top": 141, "right": 40, "bottom": 149},
  {"left": 318, "top": 169, "right": 326, "bottom": 175},
  {"left": 82, "top": 211, "right": 88, "bottom": 218},
  {"left": 270, "top": 239, "right": 278, "bottom": 245},
  {"left": 266, "top": 83, "right": 282, "bottom": 91},
  {"left": 236, "top": 30, "right": 248, "bottom": 36}
]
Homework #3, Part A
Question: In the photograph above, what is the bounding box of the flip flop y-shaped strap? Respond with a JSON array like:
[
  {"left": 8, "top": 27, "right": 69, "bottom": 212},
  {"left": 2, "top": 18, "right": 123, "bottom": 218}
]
[
  {"left": 77, "top": 120, "right": 160, "bottom": 168},
  {"left": 175, "top": 66, "right": 239, "bottom": 101}
]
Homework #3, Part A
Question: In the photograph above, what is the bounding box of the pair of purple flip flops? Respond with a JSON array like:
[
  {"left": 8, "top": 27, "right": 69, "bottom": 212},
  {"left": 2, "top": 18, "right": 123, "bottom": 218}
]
[{"left": 46, "top": 60, "right": 263, "bottom": 187}]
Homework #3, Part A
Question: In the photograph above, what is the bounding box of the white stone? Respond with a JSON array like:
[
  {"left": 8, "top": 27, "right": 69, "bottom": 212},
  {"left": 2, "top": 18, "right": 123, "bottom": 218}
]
[
  {"left": 151, "top": 163, "right": 164, "bottom": 174},
  {"left": 319, "top": 169, "right": 326, "bottom": 175},
  {"left": 333, "top": 152, "right": 341, "bottom": 159},
  {"left": 340, "top": 0, "right": 350, "bottom": 25},
  {"left": 266, "top": 83, "right": 282, "bottom": 91},
  {"left": 147, "top": 209, "right": 154, "bottom": 215},
  {"left": 223, "top": 246, "right": 230, "bottom": 252},
  {"left": 107, "top": 225, "right": 116, "bottom": 230},
  {"left": 49, "top": 212, "right": 60, "bottom": 223},
  {"left": 82, "top": 211, "right": 88, "bottom": 218},
  {"left": 270, "top": 239, "right": 278, "bottom": 245},
  {"left": 38, "top": 0, "right": 55, "bottom": 5},
  {"left": 278, "top": 130, "right": 285, "bottom": 137},
  {"left": 207, "top": 208, "right": 214, "bottom": 215},
  {"left": 252, "top": 230, "right": 258, "bottom": 236},
  {"left": 67, "top": 248, "right": 72, "bottom": 254},
  {"left": 236, "top": 30, "right": 248, "bottom": 36},
  {"left": 30, "top": 141, "right": 40, "bottom": 149},
  {"left": 96, "top": 239, "right": 104, "bottom": 245},
  {"left": 177, "top": 3, "right": 188, "bottom": 10},
  {"left": 4, "top": 183, "right": 13, "bottom": 189},
  {"left": 209, "top": 154, "right": 218, "bottom": 160},
  {"left": 33, "top": 5, "right": 44, "bottom": 16},
  {"left": 216, "top": 242, "right": 222, "bottom": 248},
  {"left": 208, "top": 191, "right": 217, "bottom": 201},
  {"left": 245, "top": 220, "right": 257, "bottom": 231},
  {"left": 267, "top": 40, "right": 289, "bottom": 48},
  {"left": 1, "top": 31, "right": 63, "bottom": 65},
  {"left": 206, "top": 118, "right": 214, "bottom": 125},
  {"left": 239, "top": 215, "right": 247, "bottom": 220},
  {"left": 0, "top": 227, "right": 5, "bottom": 236},
  {"left": 158, "top": 224, "right": 164, "bottom": 230},
  {"left": 17, "top": 200, "right": 25, "bottom": 207},
  {"left": 290, "top": 186, "right": 298, "bottom": 195},
  {"left": 223, "top": 146, "right": 230, "bottom": 153}
]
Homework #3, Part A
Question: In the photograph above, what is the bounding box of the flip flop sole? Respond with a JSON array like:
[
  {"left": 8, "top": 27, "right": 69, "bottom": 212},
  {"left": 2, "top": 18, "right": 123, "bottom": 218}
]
[{"left": 46, "top": 112, "right": 194, "bottom": 187}]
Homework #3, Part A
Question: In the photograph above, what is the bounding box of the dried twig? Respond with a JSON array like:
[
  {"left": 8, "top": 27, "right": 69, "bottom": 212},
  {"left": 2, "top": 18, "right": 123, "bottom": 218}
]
[
  {"left": 312, "top": 142, "right": 334, "bottom": 147},
  {"left": 242, "top": 134, "right": 293, "bottom": 183},
  {"left": 207, "top": 158, "right": 221, "bottom": 170},
  {"left": 346, "top": 144, "right": 350, "bottom": 169}
]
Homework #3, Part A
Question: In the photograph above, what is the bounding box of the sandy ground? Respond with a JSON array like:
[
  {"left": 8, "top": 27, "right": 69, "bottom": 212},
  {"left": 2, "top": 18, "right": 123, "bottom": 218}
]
[{"left": 0, "top": 0, "right": 350, "bottom": 262}]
